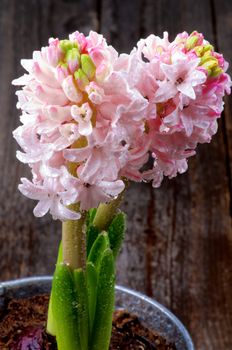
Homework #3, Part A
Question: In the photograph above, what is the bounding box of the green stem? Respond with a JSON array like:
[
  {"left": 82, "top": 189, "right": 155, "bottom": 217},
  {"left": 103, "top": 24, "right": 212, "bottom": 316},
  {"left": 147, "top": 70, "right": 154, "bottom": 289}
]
[
  {"left": 62, "top": 203, "right": 86, "bottom": 269},
  {"left": 93, "top": 186, "right": 126, "bottom": 231}
]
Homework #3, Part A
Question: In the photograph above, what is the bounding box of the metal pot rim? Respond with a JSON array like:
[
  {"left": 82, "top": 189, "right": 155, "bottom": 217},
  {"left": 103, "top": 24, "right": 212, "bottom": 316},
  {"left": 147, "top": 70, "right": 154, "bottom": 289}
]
[{"left": 0, "top": 276, "right": 194, "bottom": 350}]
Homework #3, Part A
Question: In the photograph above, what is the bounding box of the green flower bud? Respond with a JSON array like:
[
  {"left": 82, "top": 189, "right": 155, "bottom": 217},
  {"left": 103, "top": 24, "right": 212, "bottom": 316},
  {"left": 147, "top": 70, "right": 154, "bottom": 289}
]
[
  {"left": 203, "top": 44, "right": 214, "bottom": 53},
  {"left": 59, "top": 62, "right": 68, "bottom": 69},
  {"left": 81, "top": 54, "right": 96, "bottom": 80},
  {"left": 74, "top": 68, "right": 89, "bottom": 90},
  {"left": 202, "top": 58, "right": 219, "bottom": 76},
  {"left": 66, "top": 48, "right": 80, "bottom": 62},
  {"left": 194, "top": 45, "right": 204, "bottom": 56},
  {"left": 186, "top": 36, "right": 199, "bottom": 50},
  {"left": 202, "top": 59, "right": 217, "bottom": 69},
  {"left": 60, "top": 40, "right": 77, "bottom": 53},
  {"left": 210, "top": 66, "right": 223, "bottom": 77},
  {"left": 201, "top": 53, "right": 217, "bottom": 65}
]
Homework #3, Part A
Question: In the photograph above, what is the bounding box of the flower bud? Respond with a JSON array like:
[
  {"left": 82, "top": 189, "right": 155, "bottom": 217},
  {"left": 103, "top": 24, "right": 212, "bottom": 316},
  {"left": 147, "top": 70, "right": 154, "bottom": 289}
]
[
  {"left": 203, "top": 44, "right": 214, "bottom": 53},
  {"left": 186, "top": 36, "right": 199, "bottom": 50},
  {"left": 201, "top": 54, "right": 217, "bottom": 65},
  {"left": 55, "top": 63, "right": 69, "bottom": 84},
  {"left": 200, "top": 51, "right": 221, "bottom": 75},
  {"left": 80, "top": 54, "right": 96, "bottom": 80},
  {"left": 194, "top": 45, "right": 204, "bottom": 56},
  {"left": 74, "top": 68, "right": 90, "bottom": 90},
  {"left": 202, "top": 58, "right": 217, "bottom": 70},
  {"left": 62, "top": 75, "right": 83, "bottom": 103},
  {"left": 66, "top": 48, "right": 80, "bottom": 73},
  {"left": 60, "top": 39, "right": 77, "bottom": 53},
  {"left": 210, "top": 66, "right": 223, "bottom": 77}
]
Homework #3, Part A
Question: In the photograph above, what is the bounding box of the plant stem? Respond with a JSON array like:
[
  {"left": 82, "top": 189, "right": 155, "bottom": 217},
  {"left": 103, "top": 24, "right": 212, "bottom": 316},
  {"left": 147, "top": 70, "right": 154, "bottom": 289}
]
[
  {"left": 62, "top": 203, "right": 86, "bottom": 269},
  {"left": 93, "top": 185, "right": 126, "bottom": 231}
]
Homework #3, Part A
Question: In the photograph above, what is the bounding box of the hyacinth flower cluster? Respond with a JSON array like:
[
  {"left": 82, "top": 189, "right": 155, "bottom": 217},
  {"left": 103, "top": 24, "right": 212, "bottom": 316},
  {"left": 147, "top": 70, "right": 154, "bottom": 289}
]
[
  {"left": 13, "top": 30, "right": 231, "bottom": 350},
  {"left": 133, "top": 31, "right": 231, "bottom": 186}
]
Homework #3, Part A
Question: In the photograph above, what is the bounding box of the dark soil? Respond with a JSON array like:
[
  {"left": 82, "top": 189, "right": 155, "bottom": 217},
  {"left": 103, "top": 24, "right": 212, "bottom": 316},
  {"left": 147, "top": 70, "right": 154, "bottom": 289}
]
[{"left": 0, "top": 295, "right": 176, "bottom": 350}]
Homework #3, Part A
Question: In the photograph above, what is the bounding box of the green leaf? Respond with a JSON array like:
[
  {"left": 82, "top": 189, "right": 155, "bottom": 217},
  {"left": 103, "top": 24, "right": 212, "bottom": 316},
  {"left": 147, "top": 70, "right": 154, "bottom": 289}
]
[
  {"left": 87, "top": 225, "right": 100, "bottom": 257},
  {"left": 74, "top": 269, "right": 89, "bottom": 350},
  {"left": 91, "top": 249, "right": 115, "bottom": 350},
  {"left": 47, "top": 241, "right": 63, "bottom": 336},
  {"left": 88, "top": 232, "right": 110, "bottom": 271},
  {"left": 86, "top": 208, "right": 97, "bottom": 227},
  {"left": 86, "top": 262, "right": 98, "bottom": 334},
  {"left": 46, "top": 296, "right": 55, "bottom": 336},
  {"left": 52, "top": 263, "right": 81, "bottom": 350},
  {"left": 108, "top": 212, "right": 126, "bottom": 258}
]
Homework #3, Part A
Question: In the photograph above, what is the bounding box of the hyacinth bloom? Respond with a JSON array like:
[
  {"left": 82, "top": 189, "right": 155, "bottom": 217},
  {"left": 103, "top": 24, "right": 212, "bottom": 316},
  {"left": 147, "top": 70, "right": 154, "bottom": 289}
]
[
  {"left": 12, "top": 30, "right": 231, "bottom": 350},
  {"left": 13, "top": 31, "right": 148, "bottom": 220},
  {"left": 13, "top": 30, "right": 231, "bottom": 220},
  {"left": 132, "top": 31, "right": 231, "bottom": 187}
]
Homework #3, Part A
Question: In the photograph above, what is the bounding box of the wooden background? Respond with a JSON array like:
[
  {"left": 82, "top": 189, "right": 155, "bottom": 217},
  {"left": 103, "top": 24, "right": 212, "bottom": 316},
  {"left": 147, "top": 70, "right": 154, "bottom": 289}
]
[{"left": 0, "top": 0, "right": 231, "bottom": 349}]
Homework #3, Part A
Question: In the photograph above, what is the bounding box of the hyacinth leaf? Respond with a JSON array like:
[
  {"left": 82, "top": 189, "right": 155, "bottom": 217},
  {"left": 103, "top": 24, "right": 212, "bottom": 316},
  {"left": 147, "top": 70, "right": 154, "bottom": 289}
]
[
  {"left": 91, "top": 249, "right": 115, "bottom": 350},
  {"left": 88, "top": 231, "right": 110, "bottom": 271},
  {"left": 87, "top": 224, "right": 100, "bottom": 257},
  {"left": 108, "top": 212, "right": 126, "bottom": 258},
  {"left": 86, "top": 208, "right": 97, "bottom": 227},
  {"left": 74, "top": 268, "right": 89, "bottom": 350},
  {"left": 46, "top": 294, "right": 56, "bottom": 336},
  {"left": 47, "top": 241, "right": 63, "bottom": 336},
  {"left": 86, "top": 262, "right": 98, "bottom": 335},
  {"left": 52, "top": 263, "right": 81, "bottom": 350}
]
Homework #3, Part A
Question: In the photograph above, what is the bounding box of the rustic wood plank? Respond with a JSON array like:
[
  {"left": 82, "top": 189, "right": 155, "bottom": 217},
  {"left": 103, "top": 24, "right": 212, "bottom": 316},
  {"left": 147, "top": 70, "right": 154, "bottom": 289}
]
[
  {"left": 213, "top": 0, "right": 232, "bottom": 213},
  {"left": 100, "top": 0, "right": 142, "bottom": 53},
  {"left": 0, "top": 1, "right": 231, "bottom": 349},
  {"left": 0, "top": 0, "right": 99, "bottom": 281}
]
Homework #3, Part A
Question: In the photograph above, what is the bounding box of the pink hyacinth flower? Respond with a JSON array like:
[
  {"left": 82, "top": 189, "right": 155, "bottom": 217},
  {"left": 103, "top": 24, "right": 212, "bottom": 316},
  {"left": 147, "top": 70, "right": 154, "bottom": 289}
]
[{"left": 12, "top": 31, "right": 148, "bottom": 220}]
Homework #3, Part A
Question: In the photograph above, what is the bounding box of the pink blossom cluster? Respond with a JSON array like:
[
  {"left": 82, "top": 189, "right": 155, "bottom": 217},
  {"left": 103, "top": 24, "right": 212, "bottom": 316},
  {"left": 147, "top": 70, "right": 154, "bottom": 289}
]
[
  {"left": 13, "top": 31, "right": 231, "bottom": 220},
  {"left": 127, "top": 31, "right": 231, "bottom": 186}
]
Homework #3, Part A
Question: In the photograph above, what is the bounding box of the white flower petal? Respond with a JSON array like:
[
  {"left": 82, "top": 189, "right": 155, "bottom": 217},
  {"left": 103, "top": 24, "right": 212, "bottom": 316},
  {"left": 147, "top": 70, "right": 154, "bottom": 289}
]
[
  {"left": 101, "top": 180, "right": 125, "bottom": 196},
  {"left": 178, "top": 82, "right": 196, "bottom": 99},
  {"left": 154, "top": 81, "right": 177, "bottom": 102},
  {"left": 52, "top": 201, "right": 81, "bottom": 221},
  {"left": 12, "top": 74, "right": 32, "bottom": 86},
  {"left": 62, "top": 76, "right": 83, "bottom": 103},
  {"left": 33, "top": 199, "right": 51, "bottom": 217},
  {"left": 78, "top": 121, "right": 93, "bottom": 136},
  {"left": 63, "top": 147, "right": 91, "bottom": 163},
  {"left": 161, "top": 63, "right": 179, "bottom": 81},
  {"left": 18, "top": 178, "right": 47, "bottom": 200},
  {"left": 21, "top": 59, "right": 34, "bottom": 73}
]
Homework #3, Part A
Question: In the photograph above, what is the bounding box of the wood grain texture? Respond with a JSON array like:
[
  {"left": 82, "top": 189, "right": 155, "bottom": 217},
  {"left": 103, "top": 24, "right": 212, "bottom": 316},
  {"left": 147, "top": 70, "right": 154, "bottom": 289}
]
[
  {"left": 214, "top": 0, "right": 232, "bottom": 214},
  {"left": 0, "top": 1, "right": 231, "bottom": 349}
]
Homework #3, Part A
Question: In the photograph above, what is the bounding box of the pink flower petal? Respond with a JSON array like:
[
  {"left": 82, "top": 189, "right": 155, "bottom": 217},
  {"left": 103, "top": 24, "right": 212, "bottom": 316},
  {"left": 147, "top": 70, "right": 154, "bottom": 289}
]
[
  {"left": 62, "top": 76, "right": 83, "bottom": 103},
  {"left": 178, "top": 82, "right": 196, "bottom": 99},
  {"left": 33, "top": 199, "right": 51, "bottom": 217},
  {"left": 101, "top": 180, "right": 125, "bottom": 196},
  {"left": 154, "top": 81, "right": 177, "bottom": 102},
  {"left": 63, "top": 147, "right": 91, "bottom": 163}
]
